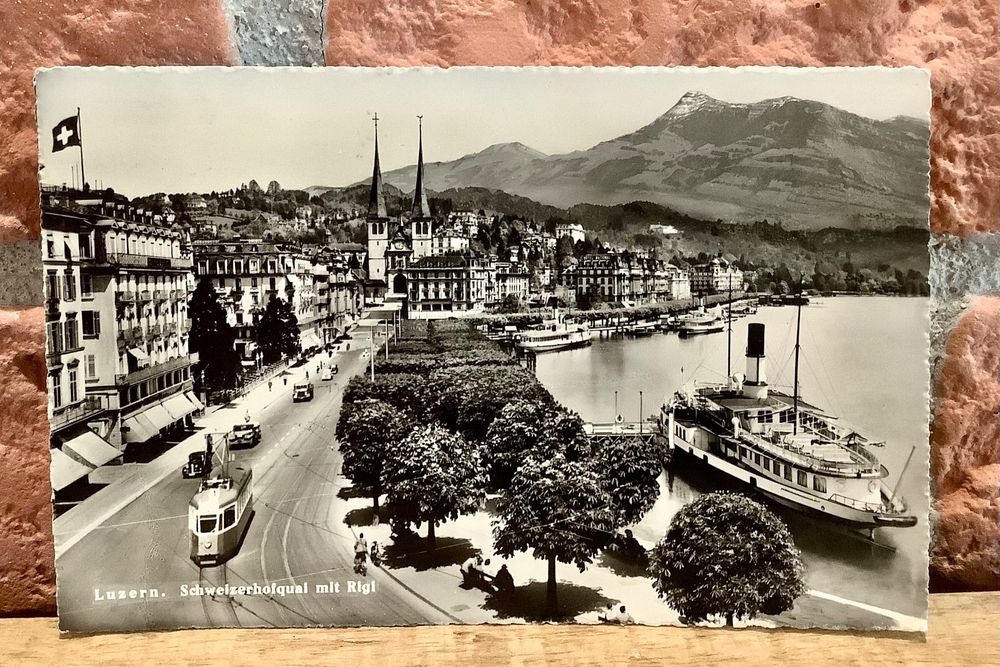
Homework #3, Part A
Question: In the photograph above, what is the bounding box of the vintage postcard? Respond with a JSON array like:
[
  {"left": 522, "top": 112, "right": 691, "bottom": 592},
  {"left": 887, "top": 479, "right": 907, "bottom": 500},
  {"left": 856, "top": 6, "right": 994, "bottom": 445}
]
[{"left": 36, "top": 66, "right": 930, "bottom": 633}]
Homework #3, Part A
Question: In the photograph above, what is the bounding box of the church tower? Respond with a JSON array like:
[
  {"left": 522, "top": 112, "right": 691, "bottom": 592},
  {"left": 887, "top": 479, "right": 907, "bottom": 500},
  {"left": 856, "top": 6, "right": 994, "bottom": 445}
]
[
  {"left": 366, "top": 113, "right": 390, "bottom": 282},
  {"left": 410, "top": 116, "right": 432, "bottom": 260}
]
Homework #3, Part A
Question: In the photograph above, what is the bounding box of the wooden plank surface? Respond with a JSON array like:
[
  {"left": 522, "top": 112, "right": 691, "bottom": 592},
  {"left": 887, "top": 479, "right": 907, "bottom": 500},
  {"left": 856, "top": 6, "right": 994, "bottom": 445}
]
[{"left": 2, "top": 592, "right": 997, "bottom": 666}]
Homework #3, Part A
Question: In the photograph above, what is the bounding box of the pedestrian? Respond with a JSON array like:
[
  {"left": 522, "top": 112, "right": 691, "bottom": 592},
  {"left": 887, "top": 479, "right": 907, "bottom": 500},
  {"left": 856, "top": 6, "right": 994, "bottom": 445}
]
[
  {"left": 283, "top": 376, "right": 288, "bottom": 386},
  {"left": 493, "top": 563, "right": 514, "bottom": 595},
  {"left": 268, "top": 380, "right": 272, "bottom": 391},
  {"left": 354, "top": 533, "right": 369, "bottom": 575}
]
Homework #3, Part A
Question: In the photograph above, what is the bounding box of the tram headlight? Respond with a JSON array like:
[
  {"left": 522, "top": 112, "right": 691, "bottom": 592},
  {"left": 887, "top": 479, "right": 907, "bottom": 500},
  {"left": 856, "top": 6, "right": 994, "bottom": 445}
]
[{"left": 202, "top": 540, "right": 213, "bottom": 550}]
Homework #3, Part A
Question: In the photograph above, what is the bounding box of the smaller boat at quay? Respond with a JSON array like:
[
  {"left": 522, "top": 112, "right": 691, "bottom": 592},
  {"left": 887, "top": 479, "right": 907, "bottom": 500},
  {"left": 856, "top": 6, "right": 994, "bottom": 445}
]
[
  {"left": 515, "top": 321, "right": 593, "bottom": 353},
  {"left": 678, "top": 307, "right": 725, "bottom": 337}
]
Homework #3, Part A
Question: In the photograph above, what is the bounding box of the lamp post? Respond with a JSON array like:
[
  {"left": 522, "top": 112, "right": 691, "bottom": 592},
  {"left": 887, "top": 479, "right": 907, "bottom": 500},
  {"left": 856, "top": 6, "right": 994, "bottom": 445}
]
[
  {"left": 639, "top": 391, "right": 643, "bottom": 434},
  {"left": 614, "top": 390, "right": 618, "bottom": 421}
]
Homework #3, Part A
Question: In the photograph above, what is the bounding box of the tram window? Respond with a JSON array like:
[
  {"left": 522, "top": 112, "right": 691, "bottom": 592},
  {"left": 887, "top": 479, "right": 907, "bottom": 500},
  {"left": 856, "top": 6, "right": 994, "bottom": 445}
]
[
  {"left": 223, "top": 505, "right": 237, "bottom": 529},
  {"left": 797, "top": 470, "right": 808, "bottom": 487},
  {"left": 783, "top": 465, "right": 793, "bottom": 482},
  {"left": 198, "top": 515, "right": 218, "bottom": 534},
  {"left": 813, "top": 476, "right": 827, "bottom": 493}
]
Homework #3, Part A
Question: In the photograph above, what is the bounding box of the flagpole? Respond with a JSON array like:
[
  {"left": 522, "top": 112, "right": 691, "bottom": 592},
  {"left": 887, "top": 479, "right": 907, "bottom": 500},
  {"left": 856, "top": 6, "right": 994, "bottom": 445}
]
[{"left": 76, "top": 107, "right": 86, "bottom": 190}]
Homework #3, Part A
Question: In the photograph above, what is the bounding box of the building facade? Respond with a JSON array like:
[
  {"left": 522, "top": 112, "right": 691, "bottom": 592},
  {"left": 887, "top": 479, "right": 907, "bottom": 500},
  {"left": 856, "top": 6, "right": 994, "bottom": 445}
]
[
  {"left": 42, "top": 193, "right": 202, "bottom": 502},
  {"left": 691, "top": 257, "right": 744, "bottom": 294}
]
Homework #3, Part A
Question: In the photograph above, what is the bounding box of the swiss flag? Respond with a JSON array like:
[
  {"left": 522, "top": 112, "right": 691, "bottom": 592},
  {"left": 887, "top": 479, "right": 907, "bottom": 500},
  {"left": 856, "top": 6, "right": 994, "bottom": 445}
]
[{"left": 52, "top": 115, "right": 81, "bottom": 152}]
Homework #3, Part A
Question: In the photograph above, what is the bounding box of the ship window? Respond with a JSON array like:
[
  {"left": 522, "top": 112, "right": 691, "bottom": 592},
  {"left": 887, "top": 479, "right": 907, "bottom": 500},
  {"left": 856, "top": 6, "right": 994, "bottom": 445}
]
[
  {"left": 783, "top": 465, "right": 793, "bottom": 482},
  {"left": 222, "top": 504, "right": 237, "bottom": 529},
  {"left": 740, "top": 446, "right": 748, "bottom": 459},
  {"left": 813, "top": 476, "right": 827, "bottom": 493},
  {"left": 754, "top": 453, "right": 761, "bottom": 466},
  {"left": 198, "top": 514, "right": 218, "bottom": 534},
  {"left": 759, "top": 411, "right": 773, "bottom": 423},
  {"left": 763, "top": 457, "right": 771, "bottom": 472},
  {"left": 797, "top": 470, "right": 808, "bottom": 487}
]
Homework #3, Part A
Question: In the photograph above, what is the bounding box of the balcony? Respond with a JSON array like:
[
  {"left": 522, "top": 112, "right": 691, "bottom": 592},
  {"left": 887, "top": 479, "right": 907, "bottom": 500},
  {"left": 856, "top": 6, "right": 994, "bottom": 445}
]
[
  {"left": 101, "top": 253, "right": 194, "bottom": 270},
  {"left": 138, "top": 290, "right": 152, "bottom": 302},
  {"left": 153, "top": 290, "right": 168, "bottom": 302},
  {"left": 183, "top": 318, "right": 193, "bottom": 331},
  {"left": 163, "top": 322, "right": 177, "bottom": 336},
  {"left": 49, "top": 395, "right": 107, "bottom": 431},
  {"left": 116, "top": 290, "right": 135, "bottom": 303},
  {"left": 147, "top": 324, "right": 162, "bottom": 338},
  {"left": 115, "top": 353, "right": 195, "bottom": 386},
  {"left": 172, "top": 289, "right": 186, "bottom": 301}
]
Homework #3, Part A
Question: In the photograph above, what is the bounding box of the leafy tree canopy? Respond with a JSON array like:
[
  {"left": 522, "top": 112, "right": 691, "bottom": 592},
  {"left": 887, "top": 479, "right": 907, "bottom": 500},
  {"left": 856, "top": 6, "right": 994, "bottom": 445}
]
[
  {"left": 648, "top": 492, "right": 806, "bottom": 626},
  {"left": 336, "top": 399, "right": 415, "bottom": 512},
  {"left": 188, "top": 277, "right": 241, "bottom": 391}
]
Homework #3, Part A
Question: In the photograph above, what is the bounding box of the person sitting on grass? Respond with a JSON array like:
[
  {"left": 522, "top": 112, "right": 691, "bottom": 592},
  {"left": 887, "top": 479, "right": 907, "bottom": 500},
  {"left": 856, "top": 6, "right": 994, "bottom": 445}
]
[
  {"left": 492, "top": 563, "right": 514, "bottom": 596},
  {"left": 599, "top": 604, "right": 634, "bottom": 625},
  {"left": 459, "top": 555, "right": 484, "bottom": 588}
]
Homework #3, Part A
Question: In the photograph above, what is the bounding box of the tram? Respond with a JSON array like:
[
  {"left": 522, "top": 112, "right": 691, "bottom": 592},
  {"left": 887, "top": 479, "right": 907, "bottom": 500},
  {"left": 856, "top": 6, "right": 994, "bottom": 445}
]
[{"left": 189, "top": 467, "right": 253, "bottom": 566}]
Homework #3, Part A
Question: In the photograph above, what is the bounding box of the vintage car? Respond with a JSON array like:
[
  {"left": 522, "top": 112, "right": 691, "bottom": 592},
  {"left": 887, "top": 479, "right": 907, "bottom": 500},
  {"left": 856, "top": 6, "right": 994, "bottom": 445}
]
[
  {"left": 230, "top": 422, "right": 262, "bottom": 448},
  {"left": 292, "top": 382, "right": 314, "bottom": 402},
  {"left": 182, "top": 451, "right": 210, "bottom": 478}
]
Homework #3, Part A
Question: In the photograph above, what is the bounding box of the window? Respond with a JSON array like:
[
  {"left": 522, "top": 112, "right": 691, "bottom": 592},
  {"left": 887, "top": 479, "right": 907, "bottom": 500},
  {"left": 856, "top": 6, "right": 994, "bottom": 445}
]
[
  {"left": 763, "top": 457, "right": 771, "bottom": 472},
  {"left": 64, "top": 316, "right": 79, "bottom": 350},
  {"left": 62, "top": 271, "right": 76, "bottom": 301},
  {"left": 68, "top": 368, "right": 78, "bottom": 403},
  {"left": 45, "top": 272, "right": 59, "bottom": 302},
  {"left": 754, "top": 453, "right": 761, "bottom": 466},
  {"left": 198, "top": 515, "right": 218, "bottom": 534},
  {"left": 797, "top": 470, "right": 808, "bottom": 487},
  {"left": 51, "top": 372, "right": 62, "bottom": 408},
  {"left": 79, "top": 236, "right": 92, "bottom": 259},
  {"left": 80, "top": 274, "right": 94, "bottom": 298},
  {"left": 46, "top": 320, "right": 63, "bottom": 354},
  {"left": 783, "top": 464, "right": 793, "bottom": 482},
  {"left": 740, "top": 446, "right": 748, "bottom": 459},
  {"left": 82, "top": 311, "right": 100, "bottom": 338},
  {"left": 46, "top": 237, "right": 55, "bottom": 258},
  {"left": 85, "top": 354, "right": 97, "bottom": 380},
  {"left": 222, "top": 504, "right": 237, "bottom": 529},
  {"left": 813, "top": 476, "right": 827, "bottom": 493}
]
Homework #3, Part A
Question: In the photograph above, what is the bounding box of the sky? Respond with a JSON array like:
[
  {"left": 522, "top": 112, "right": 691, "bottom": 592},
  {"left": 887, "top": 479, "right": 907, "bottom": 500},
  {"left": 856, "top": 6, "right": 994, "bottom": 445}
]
[{"left": 35, "top": 66, "right": 931, "bottom": 198}]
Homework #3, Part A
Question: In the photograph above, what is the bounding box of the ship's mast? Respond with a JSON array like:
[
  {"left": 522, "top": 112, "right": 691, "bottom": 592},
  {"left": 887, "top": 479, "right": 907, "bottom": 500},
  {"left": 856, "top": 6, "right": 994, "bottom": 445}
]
[
  {"left": 793, "top": 281, "right": 802, "bottom": 435},
  {"left": 726, "top": 273, "right": 733, "bottom": 379}
]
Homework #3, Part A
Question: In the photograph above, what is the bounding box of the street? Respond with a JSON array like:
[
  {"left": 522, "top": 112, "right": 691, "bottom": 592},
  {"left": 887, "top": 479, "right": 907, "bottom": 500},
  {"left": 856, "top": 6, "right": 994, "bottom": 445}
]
[{"left": 56, "top": 331, "right": 451, "bottom": 632}]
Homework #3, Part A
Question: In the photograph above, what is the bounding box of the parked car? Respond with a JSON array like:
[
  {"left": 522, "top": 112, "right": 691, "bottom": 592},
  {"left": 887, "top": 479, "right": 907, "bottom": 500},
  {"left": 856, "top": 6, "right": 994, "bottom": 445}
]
[
  {"left": 182, "top": 451, "right": 210, "bottom": 478},
  {"left": 292, "top": 382, "right": 314, "bottom": 402},
  {"left": 331, "top": 363, "right": 339, "bottom": 374},
  {"left": 320, "top": 368, "right": 334, "bottom": 381},
  {"left": 231, "top": 422, "right": 262, "bottom": 448}
]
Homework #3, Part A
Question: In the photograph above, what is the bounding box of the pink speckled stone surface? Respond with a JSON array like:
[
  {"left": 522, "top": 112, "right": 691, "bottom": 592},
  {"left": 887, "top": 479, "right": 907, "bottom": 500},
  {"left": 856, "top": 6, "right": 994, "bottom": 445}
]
[
  {"left": 0, "top": 0, "right": 997, "bottom": 616},
  {"left": 931, "top": 297, "right": 1000, "bottom": 591},
  {"left": 0, "top": 1, "right": 234, "bottom": 614}
]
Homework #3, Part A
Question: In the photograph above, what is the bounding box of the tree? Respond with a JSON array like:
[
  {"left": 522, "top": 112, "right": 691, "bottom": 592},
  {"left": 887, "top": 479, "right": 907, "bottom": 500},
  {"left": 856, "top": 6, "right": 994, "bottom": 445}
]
[
  {"left": 383, "top": 424, "right": 486, "bottom": 550},
  {"left": 498, "top": 293, "right": 521, "bottom": 314},
  {"left": 188, "top": 278, "right": 241, "bottom": 391},
  {"left": 493, "top": 453, "right": 617, "bottom": 618},
  {"left": 648, "top": 493, "right": 805, "bottom": 626},
  {"left": 336, "top": 399, "right": 414, "bottom": 514},
  {"left": 597, "top": 436, "right": 663, "bottom": 525},
  {"left": 254, "top": 294, "right": 300, "bottom": 364}
]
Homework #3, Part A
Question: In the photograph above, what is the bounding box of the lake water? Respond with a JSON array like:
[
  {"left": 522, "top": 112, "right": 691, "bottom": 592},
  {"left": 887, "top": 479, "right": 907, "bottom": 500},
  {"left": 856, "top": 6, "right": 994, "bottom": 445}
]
[{"left": 534, "top": 296, "right": 930, "bottom": 618}]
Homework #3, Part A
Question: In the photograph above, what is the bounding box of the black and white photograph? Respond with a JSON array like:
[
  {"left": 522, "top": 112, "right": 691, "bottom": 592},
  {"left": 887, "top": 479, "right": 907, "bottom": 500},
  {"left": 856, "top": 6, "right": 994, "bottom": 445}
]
[{"left": 35, "top": 66, "right": 931, "bottom": 633}]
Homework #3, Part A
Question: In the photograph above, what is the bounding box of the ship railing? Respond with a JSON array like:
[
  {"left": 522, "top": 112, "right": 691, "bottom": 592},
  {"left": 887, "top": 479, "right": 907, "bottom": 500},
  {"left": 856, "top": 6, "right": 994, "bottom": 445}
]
[{"left": 829, "top": 493, "right": 885, "bottom": 513}]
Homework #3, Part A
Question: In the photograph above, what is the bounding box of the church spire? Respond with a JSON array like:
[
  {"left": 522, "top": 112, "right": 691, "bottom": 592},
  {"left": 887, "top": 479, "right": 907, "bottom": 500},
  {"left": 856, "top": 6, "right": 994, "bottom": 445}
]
[
  {"left": 367, "top": 112, "right": 387, "bottom": 219},
  {"left": 410, "top": 115, "right": 431, "bottom": 219}
]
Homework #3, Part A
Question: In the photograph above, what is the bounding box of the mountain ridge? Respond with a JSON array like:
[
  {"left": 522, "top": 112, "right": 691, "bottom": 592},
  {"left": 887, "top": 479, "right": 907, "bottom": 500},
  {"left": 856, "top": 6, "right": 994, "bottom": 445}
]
[{"left": 343, "top": 93, "right": 928, "bottom": 231}]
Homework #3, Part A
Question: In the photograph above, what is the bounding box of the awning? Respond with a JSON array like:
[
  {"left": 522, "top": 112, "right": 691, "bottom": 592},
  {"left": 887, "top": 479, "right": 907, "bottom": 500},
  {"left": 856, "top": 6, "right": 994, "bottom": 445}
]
[
  {"left": 185, "top": 391, "right": 205, "bottom": 411},
  {"left": 162, "top": 392, "right": 196, "bottom": 421},
  {"left": 50, "top": 448, "right": 93, "bottom": 491},
  {"left": 62, "top": 429, "right": 121, "bottom": 468},
  {"left": 144, "top": 403, "right": 173, "bottom": 430},
  {"left": 355, "top": 318, "right": 387, "bottom": 328},
  {"left": 122, "top": 412, "right": 159, "bottom": 444},
  {"left": 127, "top": 347, "right": 149, "bottom": 363}
]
